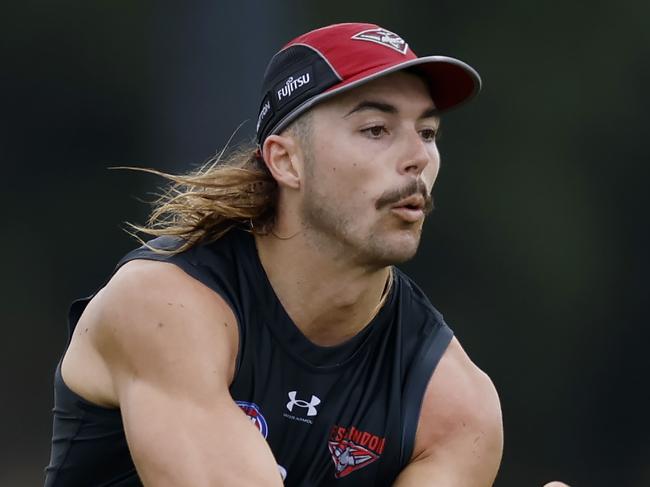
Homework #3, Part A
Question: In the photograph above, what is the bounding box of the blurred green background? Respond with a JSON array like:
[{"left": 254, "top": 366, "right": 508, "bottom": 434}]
[{"left": 2, "top": 1, "right": 649, "bottom": 485}]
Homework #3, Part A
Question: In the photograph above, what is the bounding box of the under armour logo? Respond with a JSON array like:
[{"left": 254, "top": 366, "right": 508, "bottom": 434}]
[{"left": 286, "top": 391, "right": 321, "bottom": 416}]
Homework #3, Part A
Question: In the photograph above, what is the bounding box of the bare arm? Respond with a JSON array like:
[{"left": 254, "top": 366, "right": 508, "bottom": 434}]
[
  {"left": 393, "top": 338, "right": 503, "bottom": 487},
  {"left": 75, "top": 260, "right": 283, "bottom": 486}
]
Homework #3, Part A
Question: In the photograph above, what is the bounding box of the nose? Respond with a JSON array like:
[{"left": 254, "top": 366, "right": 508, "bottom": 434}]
[{"left": 397, "top": 129, "right": 436, "bottom": 177}]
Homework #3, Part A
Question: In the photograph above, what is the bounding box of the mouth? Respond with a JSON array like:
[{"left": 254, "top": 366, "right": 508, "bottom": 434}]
[{"left": 390, "top": 195, "right": 426, "bottom": 223}]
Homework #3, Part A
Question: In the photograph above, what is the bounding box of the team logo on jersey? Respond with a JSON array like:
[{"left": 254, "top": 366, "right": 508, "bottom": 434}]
[
  {"left": 236, "top": 401, "right": 268, "bottom": 439},
  {"left": 351, "top": 28, "right": 408, "bottom": 54},
  {"left": 328, "top": 425, "right": 386, "bottom": 478}
]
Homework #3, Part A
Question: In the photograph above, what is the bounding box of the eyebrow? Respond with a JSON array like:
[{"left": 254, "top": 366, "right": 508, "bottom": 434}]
[{"left": 343, "top": 100, "right": 440, "bottom": 120}]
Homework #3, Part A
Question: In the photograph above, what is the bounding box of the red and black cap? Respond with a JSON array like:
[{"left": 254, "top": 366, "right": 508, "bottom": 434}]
[{"left": 256, "top": 22, "right": 482, "bottom": 147}]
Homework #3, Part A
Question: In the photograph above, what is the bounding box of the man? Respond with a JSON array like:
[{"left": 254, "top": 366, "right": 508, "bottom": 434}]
[{"left": 45, "top": 22, "right": 566, "bottom": 486}]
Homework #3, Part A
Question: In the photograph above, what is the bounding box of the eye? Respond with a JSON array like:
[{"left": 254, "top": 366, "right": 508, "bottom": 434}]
[
  {"left": 419, "top": 128, "right": 438, "bottom": 143},
  {"left": 361, "top": 125, "right": 388, "bottom": 139}
]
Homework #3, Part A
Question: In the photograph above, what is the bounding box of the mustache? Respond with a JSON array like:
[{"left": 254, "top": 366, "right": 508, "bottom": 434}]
[{"left": 375, "top": 179, "right": 434, "bottom": 214}]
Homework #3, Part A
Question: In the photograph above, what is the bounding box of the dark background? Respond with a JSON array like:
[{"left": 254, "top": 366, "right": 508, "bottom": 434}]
[{"left": 3, "top": 1, "right": 649, "bottom": 485}]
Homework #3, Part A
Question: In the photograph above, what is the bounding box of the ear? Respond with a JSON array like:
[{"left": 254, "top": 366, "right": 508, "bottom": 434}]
[{"left": 261, "top": 134, "right": 302, "bottom": 190}]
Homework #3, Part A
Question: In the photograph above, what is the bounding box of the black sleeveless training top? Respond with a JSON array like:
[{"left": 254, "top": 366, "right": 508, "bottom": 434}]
[{"left": 45, "top": 228, "right": 453, "bottom": 486}]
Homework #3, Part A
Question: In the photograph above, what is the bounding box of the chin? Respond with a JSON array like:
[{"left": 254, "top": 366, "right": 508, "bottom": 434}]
[
  {"left": 360, "top": 230, "right": 422, "bottom": 267},
  {"left": 385, "top": 241, "right": 420, "bottom": 264}
]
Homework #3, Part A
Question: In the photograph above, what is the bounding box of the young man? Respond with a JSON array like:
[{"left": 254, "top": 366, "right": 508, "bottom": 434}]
[{"left": 46, "top": 22, "right": 566, "bottom": 486}]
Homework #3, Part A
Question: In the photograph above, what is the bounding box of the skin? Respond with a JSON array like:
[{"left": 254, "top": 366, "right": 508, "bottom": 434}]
[{"left": 60, "top": 71, "right": 563, "bottom": 485}]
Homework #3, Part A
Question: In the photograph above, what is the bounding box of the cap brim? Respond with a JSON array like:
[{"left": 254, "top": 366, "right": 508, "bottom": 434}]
[{"left": 271, "top": 55, "right": 481, "bottom": 137}]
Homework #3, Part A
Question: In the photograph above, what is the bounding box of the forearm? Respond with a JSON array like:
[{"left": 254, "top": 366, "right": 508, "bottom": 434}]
[{"left": 122, "top": 384, "right": 283, "bottom": 486}]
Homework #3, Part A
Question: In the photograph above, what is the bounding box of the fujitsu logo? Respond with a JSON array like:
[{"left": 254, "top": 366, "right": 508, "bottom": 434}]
[
  {"left": 286, "top": 390, "right": 321, "bottom": 416},
  {"left": 277, "top": 73, "right": 311, "bottom": 101},
  {"left": 256, "top": 98, "right": 271, "bottom": 132}
]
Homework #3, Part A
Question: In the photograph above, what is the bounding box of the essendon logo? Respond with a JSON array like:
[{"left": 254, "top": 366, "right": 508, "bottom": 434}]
[
  {"left": 351, "top": 28, "right": 408, "bottom": 54},
  {"left": 328, "top": 425, "right": 386, "bottom": 478}
]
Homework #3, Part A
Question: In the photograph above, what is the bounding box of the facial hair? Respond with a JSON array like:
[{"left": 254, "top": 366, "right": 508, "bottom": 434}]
[
  {"left": 300, "top": 174, "right": 433, "bottom": 268},
  {"left": 375, "top": 178, "right": 434, "bottom": 213}
]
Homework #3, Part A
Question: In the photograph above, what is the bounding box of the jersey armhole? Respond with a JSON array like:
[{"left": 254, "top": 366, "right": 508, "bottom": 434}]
[{"left": 398, "top": 322, "right": 454, "bottom": 467}]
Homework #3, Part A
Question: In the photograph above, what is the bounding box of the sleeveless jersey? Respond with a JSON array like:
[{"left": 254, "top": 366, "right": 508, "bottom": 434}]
[{"left": 45, "top": 228, "right": 453, "bottom": 486}]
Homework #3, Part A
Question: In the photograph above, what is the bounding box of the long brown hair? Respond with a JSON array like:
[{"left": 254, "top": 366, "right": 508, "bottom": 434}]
[{"left": 122, "top": 140, "right": 277, "bottom": 254}]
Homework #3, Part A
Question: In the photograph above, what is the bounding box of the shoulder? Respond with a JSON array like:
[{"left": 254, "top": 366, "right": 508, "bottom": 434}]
[
  {"left": 416, "top": 338, "right": 502, "bottom": 448},
  {"left": 96, "top": 258, "right": 237, "bottom": 332},
  {"left": 85, "top": 258, "right": 239, "bottom": 388},
  {"left": 408, "top": 337, "right": 503, "bottom": 484}
]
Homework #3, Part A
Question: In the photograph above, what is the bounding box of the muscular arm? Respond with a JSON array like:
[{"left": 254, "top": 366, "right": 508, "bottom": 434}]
[
  {"left": 65, "top": 260, "right": 282, "bottom": 486},
  {"left": 393, "top": 338, "right": 503, "bottom": 487}
]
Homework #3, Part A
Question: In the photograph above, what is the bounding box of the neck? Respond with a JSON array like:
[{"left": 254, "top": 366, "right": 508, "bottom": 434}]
[{"left": 254, "top": 230, "right": 391, "bottom": 347}]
